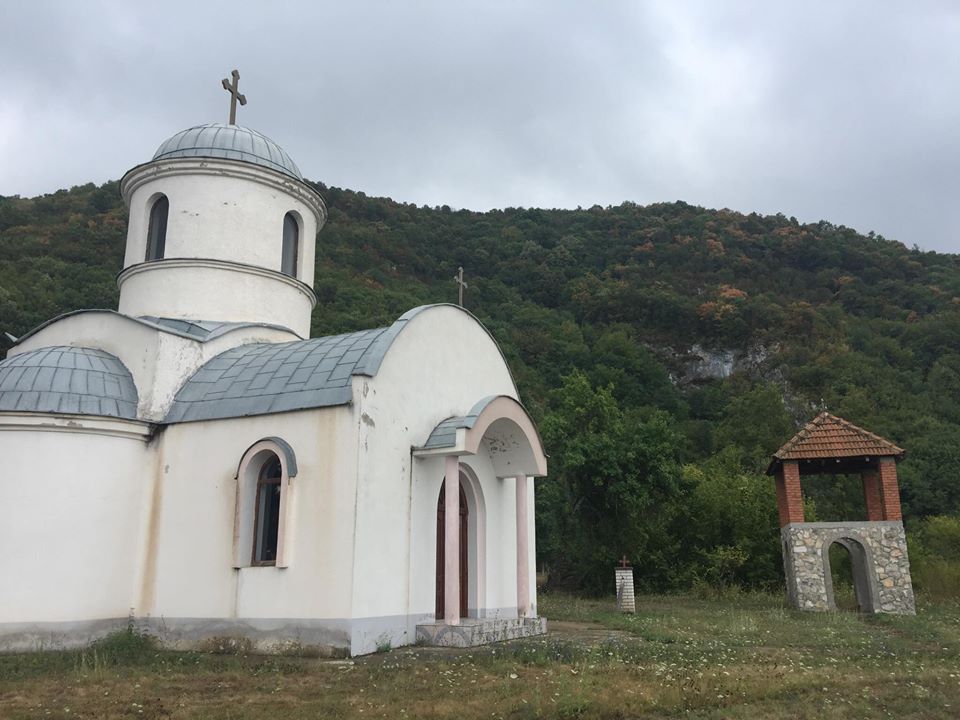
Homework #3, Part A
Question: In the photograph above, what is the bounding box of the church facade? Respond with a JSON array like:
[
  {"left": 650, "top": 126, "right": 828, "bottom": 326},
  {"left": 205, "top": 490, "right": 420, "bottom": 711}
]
[{"left": 0, "top": 122, "right": 547, "bottom": 656}]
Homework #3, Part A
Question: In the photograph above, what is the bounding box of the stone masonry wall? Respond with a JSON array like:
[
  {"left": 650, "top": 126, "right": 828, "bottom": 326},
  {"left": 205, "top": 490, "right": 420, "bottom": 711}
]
[{"left": 781, "top": 521, "right": 915, "bottom": 615}]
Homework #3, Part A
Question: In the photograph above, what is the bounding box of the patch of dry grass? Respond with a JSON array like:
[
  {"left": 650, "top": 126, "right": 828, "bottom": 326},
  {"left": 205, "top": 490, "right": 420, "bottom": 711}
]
[{"left": 1, "top": 595, "right": 958, "bottom": 719}]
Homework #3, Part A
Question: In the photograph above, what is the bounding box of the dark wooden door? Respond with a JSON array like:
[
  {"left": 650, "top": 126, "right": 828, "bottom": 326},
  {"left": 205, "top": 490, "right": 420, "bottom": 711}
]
[{"left": 436, "top": 483, "right": 468, "bottom": 618}]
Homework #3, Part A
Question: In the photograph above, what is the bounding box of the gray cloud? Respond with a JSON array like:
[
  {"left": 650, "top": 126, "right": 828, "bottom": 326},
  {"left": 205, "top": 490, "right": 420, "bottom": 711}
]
[{"left": 0, "top": 0, "right": 957, "bottom": 251}]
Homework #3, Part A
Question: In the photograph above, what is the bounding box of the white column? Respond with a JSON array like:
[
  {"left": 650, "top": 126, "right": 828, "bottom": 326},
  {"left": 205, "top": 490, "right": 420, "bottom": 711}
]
[
  {"left": 515, "top": 474, "right": 530, "bottom": 617},
  {"left": 444, "top": 455, "right": 460, "bottom": 624}
]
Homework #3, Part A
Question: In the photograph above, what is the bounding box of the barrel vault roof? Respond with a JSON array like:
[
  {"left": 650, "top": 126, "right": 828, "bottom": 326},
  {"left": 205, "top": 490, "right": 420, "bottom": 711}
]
[{"left": 164, "top": 304, "right": 516, "bottom": 424}]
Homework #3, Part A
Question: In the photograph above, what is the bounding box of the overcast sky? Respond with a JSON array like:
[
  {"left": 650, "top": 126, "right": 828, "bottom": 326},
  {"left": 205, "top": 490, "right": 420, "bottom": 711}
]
[{"left": 1, "top": 1, "right": 958, "bottom": 252}]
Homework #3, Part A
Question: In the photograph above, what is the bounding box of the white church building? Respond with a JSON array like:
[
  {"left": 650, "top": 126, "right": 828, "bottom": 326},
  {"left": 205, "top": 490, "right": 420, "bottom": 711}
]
[{"left": 0, "top": 114, "right": 548, "bottom": 656}]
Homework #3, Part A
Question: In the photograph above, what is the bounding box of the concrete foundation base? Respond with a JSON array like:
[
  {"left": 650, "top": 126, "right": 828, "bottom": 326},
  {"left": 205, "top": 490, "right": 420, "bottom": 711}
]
[{"left": 416, "top": 617, "right": 547, "bottom": 647}]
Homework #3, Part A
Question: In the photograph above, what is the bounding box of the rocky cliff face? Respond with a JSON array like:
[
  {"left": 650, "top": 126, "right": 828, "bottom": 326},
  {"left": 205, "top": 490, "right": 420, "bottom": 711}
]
[{"left": 664, "top": 343, "right": 776, "bottom": 384}]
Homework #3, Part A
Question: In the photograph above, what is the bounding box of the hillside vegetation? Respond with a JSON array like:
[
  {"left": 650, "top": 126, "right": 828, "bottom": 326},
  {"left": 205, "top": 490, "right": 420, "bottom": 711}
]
[{"left": 1, "top": 181, "right": 959, "bottom": 593}]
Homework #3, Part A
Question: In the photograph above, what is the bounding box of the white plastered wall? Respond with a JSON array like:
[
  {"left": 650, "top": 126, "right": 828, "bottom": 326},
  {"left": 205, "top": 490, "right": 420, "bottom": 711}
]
[
  {"left": 117, "top": 262, "right": 315, "bottom": 338},
  {"left": 0, "top": 418, "right": 152, "bottom": 630},
  {"left": 348, "top": 305, "right": 536, "bottom": 654},
  {"left": 142, "top": 406, "right": 358, "bottom": 646}
]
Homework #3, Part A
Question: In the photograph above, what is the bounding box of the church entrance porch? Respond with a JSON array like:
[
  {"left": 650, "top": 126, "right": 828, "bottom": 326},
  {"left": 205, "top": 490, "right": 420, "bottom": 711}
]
[{"left": 413, "top": 395, "right": 549, "bottom": 647}]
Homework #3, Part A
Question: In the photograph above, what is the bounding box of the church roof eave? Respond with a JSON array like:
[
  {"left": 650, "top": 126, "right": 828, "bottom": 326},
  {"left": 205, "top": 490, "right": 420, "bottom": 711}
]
[{"left": 8, "top": 309, "right": 301, "bottom": 350}]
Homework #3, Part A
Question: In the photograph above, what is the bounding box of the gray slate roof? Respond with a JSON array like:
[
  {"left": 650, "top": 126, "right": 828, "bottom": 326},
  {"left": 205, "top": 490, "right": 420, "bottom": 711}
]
[
  {"left": 0, "top": 346, "right": 138, "bottom": 419},
  {"left": 153, "top": 124, "right": 303, "bottom": 180},
  {"left": 420, "top": 396, "right": 499, "bottom": 449},
  {"left": 166, "top": 328, "right": 386, "bottom": 423},
  {"left": 165, "top": 305, "right": 442, "bottom": 424}
]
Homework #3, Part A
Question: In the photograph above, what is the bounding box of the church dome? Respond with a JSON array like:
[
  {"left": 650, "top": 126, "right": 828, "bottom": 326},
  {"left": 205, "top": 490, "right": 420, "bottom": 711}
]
[{"left": 152, "top": 123, "right": 303, "bottom": 180}]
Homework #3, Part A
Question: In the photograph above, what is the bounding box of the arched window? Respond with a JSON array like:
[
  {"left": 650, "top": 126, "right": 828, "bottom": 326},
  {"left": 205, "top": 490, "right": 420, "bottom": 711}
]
[
  {"left": 253, "top": 454, "right": 283, "bottom": 565},
  {"left": 146, "top": 195, "right": 168, "bottom": 261},
  {"left": 281, "top": 212, "right": 299, "bottom": 277},
  {"left": 234, "top": 438, "right": 297, "bottom": 569}
]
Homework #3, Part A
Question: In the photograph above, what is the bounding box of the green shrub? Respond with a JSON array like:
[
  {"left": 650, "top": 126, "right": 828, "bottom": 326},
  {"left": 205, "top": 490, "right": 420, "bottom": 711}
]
[{"left": 909, "top": 515, "right": 960, "bottom": 599}]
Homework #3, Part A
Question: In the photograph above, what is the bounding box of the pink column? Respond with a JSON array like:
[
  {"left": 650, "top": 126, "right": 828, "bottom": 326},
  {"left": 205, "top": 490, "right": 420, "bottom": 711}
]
[
  {"left": 444, "top": 455, "right": 460, "bottom": 625},
  {"left": 515, "top": 474, "right": 530, "bottom": 617}
]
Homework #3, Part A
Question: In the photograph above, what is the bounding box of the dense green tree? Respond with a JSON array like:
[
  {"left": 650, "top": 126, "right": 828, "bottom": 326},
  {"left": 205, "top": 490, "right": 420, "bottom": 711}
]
[{"left": 537, "top": 373, "right": 687, "bottom": 593}]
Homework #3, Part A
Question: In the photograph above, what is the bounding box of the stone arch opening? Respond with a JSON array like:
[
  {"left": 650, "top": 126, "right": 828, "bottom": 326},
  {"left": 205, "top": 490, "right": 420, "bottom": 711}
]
[{"left": 824, "top": 536, "right": 875, "bottom": 613}]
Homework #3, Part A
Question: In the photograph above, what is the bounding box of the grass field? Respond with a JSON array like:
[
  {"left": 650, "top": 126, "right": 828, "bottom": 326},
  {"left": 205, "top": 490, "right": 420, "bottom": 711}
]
[{"left": 1, "top": 593, "right": 958, "bottom": 719}]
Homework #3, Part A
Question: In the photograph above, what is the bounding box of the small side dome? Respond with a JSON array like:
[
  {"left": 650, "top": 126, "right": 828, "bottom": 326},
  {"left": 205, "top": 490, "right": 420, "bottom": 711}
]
[
  {"left": 0, "top": 346, "right": 138, "bottom": 419},
  {"left": 153, "top": 123, "right": 303, "bottom": 180}
]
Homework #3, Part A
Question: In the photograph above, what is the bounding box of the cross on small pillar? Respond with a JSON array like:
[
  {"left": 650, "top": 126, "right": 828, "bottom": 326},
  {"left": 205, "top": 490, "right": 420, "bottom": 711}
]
[
  {"left": 453, "top": 266, "right": 468, "bottom": 307},
  {"left": 615, "top": 555, "right": 635, "bottom": 613},
  {"left": 221, "top": 69, "right": 247, "bottom": 125}
]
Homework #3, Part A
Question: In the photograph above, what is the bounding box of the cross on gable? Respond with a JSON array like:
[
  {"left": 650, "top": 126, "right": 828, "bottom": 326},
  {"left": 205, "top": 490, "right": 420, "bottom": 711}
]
[
  {"left": 453, "top": 266, "right": 468, "bottom": 307},
  {"left": 221, "top": 69, "right": 247, "bottom": 125}
]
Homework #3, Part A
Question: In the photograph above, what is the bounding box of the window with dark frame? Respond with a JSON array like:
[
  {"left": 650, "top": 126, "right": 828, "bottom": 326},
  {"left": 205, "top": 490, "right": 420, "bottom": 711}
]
[
  {"left": 146, "top": 195, "right": 168, "bottom": 261},
  {"left": 281, "top": 212, "right": 299, "bottom": 277},
  {"left": 252, "top": 454, "right": 283, "bottom": 565}
]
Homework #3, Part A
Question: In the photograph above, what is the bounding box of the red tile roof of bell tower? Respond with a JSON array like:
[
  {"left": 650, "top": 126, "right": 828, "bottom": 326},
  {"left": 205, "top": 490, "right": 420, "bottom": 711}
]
[{"left": 773, "top": 411, "right": 904, "bottom": 463}]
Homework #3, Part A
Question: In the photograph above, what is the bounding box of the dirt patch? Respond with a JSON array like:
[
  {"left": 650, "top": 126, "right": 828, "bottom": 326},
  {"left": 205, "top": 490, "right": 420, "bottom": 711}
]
[{"left": 547, "top": 620, "right": 634, "bottom": 643}]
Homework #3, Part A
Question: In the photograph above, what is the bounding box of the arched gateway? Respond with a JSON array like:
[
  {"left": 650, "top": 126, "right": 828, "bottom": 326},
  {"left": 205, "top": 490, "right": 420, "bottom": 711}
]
[{"left": 769, "top": 412, "right": 915, "bottom": 614}]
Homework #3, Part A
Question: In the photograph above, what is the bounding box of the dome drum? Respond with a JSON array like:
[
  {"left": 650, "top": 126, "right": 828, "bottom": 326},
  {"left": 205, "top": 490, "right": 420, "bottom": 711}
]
[{"left": 117, "top": 258, "right": 317, "bottom": 339}]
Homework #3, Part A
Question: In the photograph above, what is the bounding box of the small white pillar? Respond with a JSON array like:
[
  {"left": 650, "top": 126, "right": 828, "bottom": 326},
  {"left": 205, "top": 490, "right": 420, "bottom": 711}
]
[
  {"left": 616, "top": 559, "right": 635, "bottom": 614},
  {"left": 444, "top": 455, "right": 460, "bottom": 625},
  {"left": 515, "top": 474, "right": 530, "bottom": 617}
]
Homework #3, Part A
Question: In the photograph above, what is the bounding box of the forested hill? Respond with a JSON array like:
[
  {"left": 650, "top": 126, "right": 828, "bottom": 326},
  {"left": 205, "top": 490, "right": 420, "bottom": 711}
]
[{"left": 2, "top": 181, "right": 960, "bottom": 591}]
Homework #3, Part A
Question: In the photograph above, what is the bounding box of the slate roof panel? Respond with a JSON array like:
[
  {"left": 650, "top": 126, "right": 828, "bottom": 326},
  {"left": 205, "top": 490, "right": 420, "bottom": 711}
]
[
  {"left": 0, "top": 346, "right": 138, "bottom": 420},
  {"left": 419, "top": 397, "right": 501, "bottom": 449},
  {"left": 162, "top": 305, "right": 517, "bottom": 424},
  {"left": 165, "top": 326, "right": 394, "bottom": 423}
]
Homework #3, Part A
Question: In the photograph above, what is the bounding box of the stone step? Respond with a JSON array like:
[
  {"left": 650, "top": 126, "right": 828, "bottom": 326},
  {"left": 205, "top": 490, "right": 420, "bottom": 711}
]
[{"left": 416, "top": 617, "right": 547, "bottom": 647}]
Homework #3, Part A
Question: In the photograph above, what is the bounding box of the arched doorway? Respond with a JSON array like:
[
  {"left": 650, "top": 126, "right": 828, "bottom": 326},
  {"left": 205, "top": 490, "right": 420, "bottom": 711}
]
[
  {"left": 436, "top": 483, "right": 468, "bottom": 618},
  {"left": 825, "top": 537, "right": 875, "bottom": 613}
]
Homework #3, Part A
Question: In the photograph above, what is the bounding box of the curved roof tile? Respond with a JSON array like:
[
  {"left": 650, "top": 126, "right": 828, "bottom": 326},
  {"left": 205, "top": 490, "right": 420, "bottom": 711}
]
[
  {"left": 420, "top": 396, "right": 500, "bottom": 449},
  {"left": 0, "top": 346, "right": 139, "bottom": 419}
]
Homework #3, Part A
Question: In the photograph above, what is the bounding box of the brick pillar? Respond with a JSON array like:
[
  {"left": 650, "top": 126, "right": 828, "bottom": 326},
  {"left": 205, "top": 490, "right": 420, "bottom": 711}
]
[
  {"left": 775, "top": 461, "right": 805, "bottom": 527},
  {"left": 862, "top": 469, "right": 884, "bottom": 521},
  {"left": 878, "top": 457, "right": 902, "bottom": 521}
]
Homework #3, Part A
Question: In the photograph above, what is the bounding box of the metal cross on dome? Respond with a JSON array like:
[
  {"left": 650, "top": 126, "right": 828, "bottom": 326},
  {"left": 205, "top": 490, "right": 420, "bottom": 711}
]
[{"left": 221, "top": 69, "right": 247, "bottom": 125}]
